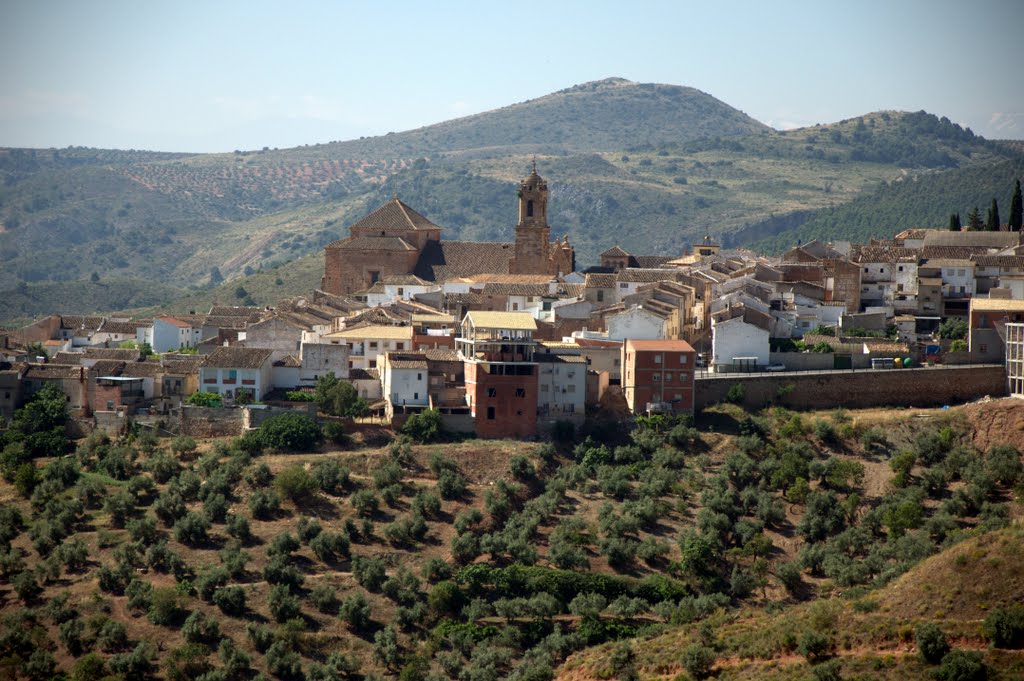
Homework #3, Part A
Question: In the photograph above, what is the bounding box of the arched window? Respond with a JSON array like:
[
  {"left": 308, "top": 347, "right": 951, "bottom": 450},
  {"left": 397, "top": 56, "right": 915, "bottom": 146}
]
[{"left": 526, "top": 200, "right": 534, "bottom": 218}]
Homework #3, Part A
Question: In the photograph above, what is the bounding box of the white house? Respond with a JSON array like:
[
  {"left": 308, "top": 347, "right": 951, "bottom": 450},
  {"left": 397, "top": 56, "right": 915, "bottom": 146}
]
[
  {"left": 321, "top": 325, "right": 414, "bottom": 371},
  {"left": 382, "top": 352, "right": 430, "bottom": 418},
  {"left": 198, "top": 347, "right": 274, "bottom": 402},
  {"left": 606, "top": 306, "right": 666, "bottom": 342},
  {"left": 536, "top": 354, "right": 586, "bottom": 423},
  {"left": 147, "top": 317, "right": 202, "bottom": 353},
  {"left": 711, "top": 305, "right": 771, "bottom": 370}
]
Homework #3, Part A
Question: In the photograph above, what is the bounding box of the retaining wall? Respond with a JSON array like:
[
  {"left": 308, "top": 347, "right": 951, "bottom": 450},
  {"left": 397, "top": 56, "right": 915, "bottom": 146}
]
[{"left": 695, "top": 364, "right": 1007, "bottom": 411}]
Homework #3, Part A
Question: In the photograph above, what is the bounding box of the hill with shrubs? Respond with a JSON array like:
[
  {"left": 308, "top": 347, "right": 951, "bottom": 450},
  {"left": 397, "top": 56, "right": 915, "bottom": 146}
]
[{"left": 1, "top": 383, "right": 1023, "bottom": 680}]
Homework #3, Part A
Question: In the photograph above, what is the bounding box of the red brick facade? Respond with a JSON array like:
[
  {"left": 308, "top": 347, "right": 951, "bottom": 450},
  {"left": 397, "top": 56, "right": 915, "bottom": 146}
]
[
  {"left": 464, "top": 361, "right": 538, "bottom": 439},
  {"left": 622, "top": 339, "right": 696, "bottom": 414}
]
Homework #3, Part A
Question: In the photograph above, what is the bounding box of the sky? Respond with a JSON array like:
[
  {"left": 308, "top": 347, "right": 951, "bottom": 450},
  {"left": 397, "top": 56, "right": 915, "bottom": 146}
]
[{"left": 1, "top": 0, "right": 1022, "bottom": 153}]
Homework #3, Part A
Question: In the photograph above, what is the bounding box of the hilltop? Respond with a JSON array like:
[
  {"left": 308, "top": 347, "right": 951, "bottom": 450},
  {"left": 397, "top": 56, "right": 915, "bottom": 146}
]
[{"left": 1, "top": 78, "right": 1021, "bottom": 322}]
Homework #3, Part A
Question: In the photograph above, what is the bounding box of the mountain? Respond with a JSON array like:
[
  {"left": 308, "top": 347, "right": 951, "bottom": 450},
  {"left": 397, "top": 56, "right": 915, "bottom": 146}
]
[{"left": 0, "top": 78, "right": 1021, "bottom": 323}]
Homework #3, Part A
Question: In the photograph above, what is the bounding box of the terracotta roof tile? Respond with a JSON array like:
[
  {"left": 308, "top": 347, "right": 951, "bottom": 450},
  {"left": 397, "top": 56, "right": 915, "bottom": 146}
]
[
  {"left": 350, "top": 197, "right": 442, "bottom": 234},
  {"left": 413, "top": 241, "right": 514, "bottom": 282},
  {"left": 82, "top": 348, "right": 142, "bottom": 361},
  {"left": 22, "top": 363, "right": 85, "bottom": 380},
  {"left": 203, "top": 347, "right": 273, "bottom": 369}
]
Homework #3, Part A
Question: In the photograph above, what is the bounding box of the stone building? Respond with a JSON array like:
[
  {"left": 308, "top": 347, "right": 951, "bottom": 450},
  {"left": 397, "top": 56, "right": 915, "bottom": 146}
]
[{"left": 321, "top": 167, "right": 574, "bottom": 296}]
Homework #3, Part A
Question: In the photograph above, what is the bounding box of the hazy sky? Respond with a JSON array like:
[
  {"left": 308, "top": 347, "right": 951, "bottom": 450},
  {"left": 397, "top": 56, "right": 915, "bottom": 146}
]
[{"left": 1, "top": 0, "right": 1021, "bottom": 153}]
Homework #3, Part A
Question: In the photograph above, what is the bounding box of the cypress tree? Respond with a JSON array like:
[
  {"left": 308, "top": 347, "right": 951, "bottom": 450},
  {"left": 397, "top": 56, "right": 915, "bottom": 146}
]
[
  {"left": 966, "top": 206, "right": 983, "bottom": 231},
  {"left": 948, "top": 212, "right": 961, "bottom": 231},
  {"left": 986, "top": 197, "right": 1000, "bottom": 231},
  {"left": 1011, "top": 179, "right": 1023, "bottom": 232}
]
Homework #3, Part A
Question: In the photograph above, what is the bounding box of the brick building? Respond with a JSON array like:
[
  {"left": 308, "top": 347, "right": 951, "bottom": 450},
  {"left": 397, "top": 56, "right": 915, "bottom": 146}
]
[
  {"left": 321, "top": 168, "right": 574, "bottom": 296},
  {"left": 621, "top": 338, "right": 697, "bottom": 415},
  {"left": 456, "top": 311, "right": 538, "bottom": 439}
]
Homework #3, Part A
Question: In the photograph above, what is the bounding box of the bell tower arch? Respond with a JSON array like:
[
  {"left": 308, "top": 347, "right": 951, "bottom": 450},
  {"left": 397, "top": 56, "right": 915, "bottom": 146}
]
[{"left": 511, "top": 162, "right": 552, "bottom": 275}]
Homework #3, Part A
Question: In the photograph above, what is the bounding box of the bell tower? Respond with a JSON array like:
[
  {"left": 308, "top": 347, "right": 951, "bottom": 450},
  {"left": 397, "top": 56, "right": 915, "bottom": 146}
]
[{"left": 510, "top": 162, "right": 553, "bottom": 275}]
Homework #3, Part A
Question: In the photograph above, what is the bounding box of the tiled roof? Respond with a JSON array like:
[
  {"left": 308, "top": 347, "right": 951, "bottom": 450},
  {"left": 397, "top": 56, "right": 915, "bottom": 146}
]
[
  {"left": 22, "top": 363, "right": 84, "bottom": 380},
  {"left": 327, "top": 325, "right": 414, "bottom": 340},
  {"left": 158, "top": 358, "right": 204, "bottom": 374},
  {"left": 464, "top": 273, "right": 554, "bottom": 284},
  {"left": 273, "top": 355, "right": 302, "bottom": 368},
  {"left": 971, "top": 255, "right": 1024, "bottom": 268},
  {"left": 413, "top": 241, "right": 514, "bottom": 282},
  {"left": 89, "top": 360, "right": 126, "bottom": 376},
  {"left": 625, "top": 339, "right": 695, "bottom": 352},
  {"left": 411, "top": 313, "right": 455, "bottom": 324},
  {"left": 970, "top": 298, "right": 1024, "bottom": 312},
  {"left": 121, "top": 362, "right": 161, "bottom": 378},
  {"left": 203, "top": 347, "right": 274, "bottom": 369},
  {"left": 480, "top": 283, "right": 550, "bottom": 297},
  {"left": 922, "top": 231, "right": 1018, "bottom": 249},
  {"left": 157, "top": 316, "right": 192, "bottom": 328},
  {"left": 381, "top": 274, "right": 432, "bottom": 286},
  {"left": 350, "top": 368, "right": 379, "bottom": 380},
  {"left": 584, "top": 273, "right": 617, "bottom": 288},
  {"left": 100, "top": 320, "right": 141, "bottom": 335},
  {"left": 921, "top": 246, "right": 989, "bottom": 260},
  {"left": 601, "top": 245, "right": 630, "bottom": 257},
  {"left": 422, "top": 348, "right": 460, "bottom": 362},
  {"left": 51, "top": 352, "right": 83, "bottom": 364},
  {"left": 851, "top": 246, "right": 919, "bottom": 263},
  {"left": 465, "top": 311, "right": 538, "bottom": 331},
  {"left": 633, "top": 255, "right": 674, "bottom": 269},
  {"left": 208, "top": 306, "right": 261, "bottom": 318},
  {"left": 922, "top": 258, "right": 974, "bottom": 267},
  {"left": 535, "top": 353, "right": 587, "bottom": 364},
  {"left": 82, "top": 348, "right": 142, "bottom": 361},
  {"left": 350, "top": 197, "right": 442, "bottom": 234},
  {"left": 386, "top": 353, "right": 429, "bottom": 370},
  {"left": 895, "top": 228, "right": 928, "bottom": 240},
  {"left": 203, "top": 316, "right": 253, "bottom": 330},
  {"left": 60, "top": 316, "right": 105, "bottom": 331},
  {"left": 332, "top": 236, "right": 417, "bottom": 252},
  {"left": 617, "top": 269, "right": 680, "bottom": 283}
]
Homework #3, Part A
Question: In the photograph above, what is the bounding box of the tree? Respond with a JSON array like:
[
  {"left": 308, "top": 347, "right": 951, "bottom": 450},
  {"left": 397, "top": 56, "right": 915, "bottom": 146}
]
[
  {"left": 275, "top": 465, "right": 317, "bottom": 503},
  {"left": 1011, "top": 179, "right": 1023, "bottom": 232},
  {"left": 209, "top": 267, "right": 223, "bottom": 285},
  {"left": 254, "top": 412, "right": 322, "bottom": 452},
  {"left": 401, "top": 408, "right": 444, "bottom": 443},
  {"left": 315, "top": 374, "right": 366, "bottom": 417},
  {"left": 916, "top": 622, "right": 950, "bottom": 664},
  {"left": 938, "top": 318, "right": 968, "bottom": 340},
  {"left": 966, "top": 206, "right": 983, "bottom": 230},
  {"left": 186, "top": 391, "right": 222, "bottom": 407},
  {"left": 90, "top": 272, "right": 100, "bottom": 283},
  {"left": 986, "top": 197, "right": 1001, "bottom": 231},
  {"left": 948, "top": 212, "right": 962, "bottom": 231}
]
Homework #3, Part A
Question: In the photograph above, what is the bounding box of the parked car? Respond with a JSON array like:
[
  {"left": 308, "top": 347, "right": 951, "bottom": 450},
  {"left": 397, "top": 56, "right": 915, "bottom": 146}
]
[{"left": 766, "top": 363, "right": 786, "bottom": 372}]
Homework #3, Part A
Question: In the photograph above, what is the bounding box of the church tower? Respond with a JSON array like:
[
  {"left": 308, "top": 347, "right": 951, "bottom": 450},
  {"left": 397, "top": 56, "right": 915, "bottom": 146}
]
[{"left": 510, "top": 163, "right": 553, "bottom": 275}]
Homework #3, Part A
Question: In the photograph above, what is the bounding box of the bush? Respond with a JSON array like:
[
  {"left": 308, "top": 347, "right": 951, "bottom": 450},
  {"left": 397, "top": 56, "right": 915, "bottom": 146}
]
[
  {"left": 173, "top": 512, "right": 210, "bottom": 545},
  {"left": 310, "top": 583, "right": 340, "bottom": 613},
  {"left": 310, "top": 531, "right": 350, "bottom": 562},
  {"left": 917, "top": 622, "right": 951, "bottom": 664},
  {"left": 269, "top": 584, "right": 303, "bottom": 623},
  {"left": 934, "top": 649, "right": 988, "bottom": 681},
  {"left": 798, "top": 630, "right": 833, "bottom": 662},
  {"left": 351, "top": 489, "right": 379, "bottom": 517},
  {"left": 401, "top": 408, "right": 443, "bottom": 443},
  {"left": 182, "top": 610, "right": 220, "bottom": 645},
  {"left": 70, "top": 653, "right": 107, "bottom": 681},
  {"left": 266, "top": 640, "right": 303, "bottom": 681},
  {"left": 725, "top": 383, "right": 745, "bottom": 404},
  {"left": 226, "top": 514, "right": 252, "bottom": 543},
  {"left": 339, "top": 591, "right": 372, "bottom": 631},
  {"left": 275, "top": 465, "right": 316, "bottom": 503},
  {"left": 249, "top": 489, "right": 281, "bottom": 519},
  {"left": 312, "top": 459, "right": 350, "bottom": 494},
  {"left": 148, "top": 587, "right": 185, "bottom": 626},
  {"left": 982, "top": 604, "right": 1024, "bottom": 648},
  {"left": 126, "top": 578, "right": 154, "bottom": 611},
  {"left": 509, "top": 455, "right": 536, "bottom": 481},
  {"left": 253, "top": 413, "right": 322, "bottom": 452},
  {"left": 353, "top": 555, "right": 387, "bottom": 591},
  {"left": 428, "top": 580, "right": 466, "bottom": 618},
  {"left": 680, "top": 643, "right": 716, "bottom": 679},
  {"left": 213, "top": 585, "right": 246, "bottom": 615}
]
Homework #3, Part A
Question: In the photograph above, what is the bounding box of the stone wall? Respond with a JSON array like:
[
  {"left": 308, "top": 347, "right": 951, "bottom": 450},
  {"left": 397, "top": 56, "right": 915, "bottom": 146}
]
[
  {"left": 695, "top": 364, "right": 1007, "bottom": 411},
  {"left": 179, "top": 406, "right": 245, "bottom": 437}
]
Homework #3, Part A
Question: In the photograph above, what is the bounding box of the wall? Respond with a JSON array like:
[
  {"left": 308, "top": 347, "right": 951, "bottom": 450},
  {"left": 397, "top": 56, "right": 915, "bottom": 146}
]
[
  {"left": 712, "top": 318, "right": 770, "bottom": 367},
  {"left": 695, "top": 364, "right": 1006, "bottom": 411},
  {"left": 179, "top": 406, "right": 244, "bottom": 437},
  {"left": 768, "top": 352, "right": 872, "bottom": 370}
]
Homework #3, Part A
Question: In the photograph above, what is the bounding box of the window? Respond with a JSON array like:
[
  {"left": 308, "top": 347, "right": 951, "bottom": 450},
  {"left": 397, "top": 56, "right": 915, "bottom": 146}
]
[
  {"left": 980, "top": 344, "right": 988, "bottom": 354},
  {"left": 597, "top": 290, "right": 604, "bottom": 302},
  {"left": 653, "top": 373, "right": 661, "bottom": 381},
  {"left": 515, "top": 388, "right": 526, "bottom": 398},
  {"left": 397, "top": 287, "right": 404, "bottom": 296},
  {"left": 526, "top": 199, "right": 534, "bottom": 217},
  {"left": 369, "top": 271, "right": 380, "bottom": 284},
  {"left": 369, "top": 360, "right": 376, "bottom": 368},
  {"left": 417, "top": 372, "right": 423, "bottom": 380},
  {"left": 414, "top": 392, "right": 418, "bottom": 400},
  {"left": 369, "top": 341, "right": 378, "bottom": 350},
  {"left": 665, "top": 373, "right": 673, "bottom": 382},
  {"left": 614, "top": 358, "right": 620, "bottom": 366},
  {"left": 680, "top": 355, "right": 687, "bottom": 365},
  {"left": 654, "top": 355, "right": 661, "bottom": 364},
  {"left": 512, "top": 303, "right": 519, "bottom": 311},
  {"left": 487, "top": 406, "right": 496, "bottom": 420},
  {"left": 487, "top": 388, "right": 497, "bottom": 398},
  {"left": 567, "top": 384, "right": 575, "bottom": 393},
  {"left": 396, "top": 342, "right": 405, "bottom": 350},
  {"left": 620, "top": 283, "right": 629, "bottom": 289},
  {"left": 541, "top": 383, "right": 549, "bottom": 392},
  {"left": 864, "top": 268, "right": 869, "bottom": 273},
  {"left": 106, "top": 400, "right": 115, "bottom": 410}
]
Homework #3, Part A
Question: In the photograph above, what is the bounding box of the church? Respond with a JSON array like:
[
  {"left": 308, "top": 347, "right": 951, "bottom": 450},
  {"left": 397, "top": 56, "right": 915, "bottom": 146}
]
[{"left": 320, "top": 166, "right": 575, "bottom": 296}]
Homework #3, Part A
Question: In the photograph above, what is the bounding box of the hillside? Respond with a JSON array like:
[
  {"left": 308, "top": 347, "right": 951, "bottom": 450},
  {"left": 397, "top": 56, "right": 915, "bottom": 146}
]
[
  {"left": 1, "top": 78, "right": 1021, "bottom": 322},
  {"left": 3, "top": 384, "right": 1024, "bottom": 680}
]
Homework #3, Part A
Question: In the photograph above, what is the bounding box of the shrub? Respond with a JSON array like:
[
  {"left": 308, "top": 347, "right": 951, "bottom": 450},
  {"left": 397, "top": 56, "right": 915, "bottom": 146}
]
[
  {"left": 213, "top": 585, "right": 246, "bottom": 616},
  {"left": 269, "top": 584, "right": 303, "bottom": 623},
  {"left": 987, "top": 444, "right": 1023, "bottom": 486},
  {"left": 148, "top": 587, "right": 185, "bottom": 626},
  {"left": 173, "top": 512, "right": 210, "bottom": 545},
  {"left": 310, "top": 583, "right": 340, "bottom": 613},
  {"left": 934, "top": 649, "right": 988, "bottom": 681},
  {"left": 310, "top": 531, "right": 350, "bottom": 562},
  {"left": 725, "top": 383, "right": 745, "bottom": 404},
  {"left": 126, "top": 578, "right": 154, "bottom": 611},
  {"left": 401, "top": 408, "right": 443, "bottom": 443},
  {"left": 351, "top": 489, "right": 379, "bottom": 517},
  {"left": 248, "top": 489, "right": 280, "bottom": 519},
  {"left": 274, "top": 465, "right": 316, "bottom": 503},
  {"left": 226, "top": 514, "right": 252, "bottom": 542},
  {"left": 312, "top": 459, "right": 349, "bottom": 494},
  {"left": 982, "top": 604, "right": 1024, "bottom": 648},
  {"left": 509, "top": 455, "right": 536, "bottom": 481},
  {"left": 339, "top": 591, "right": 372, "bottom": 631},
  {"left": 428, "top": 580, "right": 466, "bottom": 618},
  {"left": 254, "top": 412, "right": 322, "bottom": 452},
  {"left": 353, "top": 555, "right": 387, "bottom": 591},
  {"left": 798, "top": 630, "right": 833, "bottom": 662},
  {"left": 195, "top": 566, "right": 230, "bottom": 602},
  {"left": 917, "top": 622, "right": 951, "bottom": 664},
  {"left": 372, "top": 625, "right": 402, "bottom": 671},
  {"left": 680, "top": 643, "right": 716, "bottom": 679},
  {"left": 182, "top": 610, "right": 220, "bottom": 645},
  {"left": 266, "top": 640, "right": 303, "bottom": 681},
  {"left": 777, "top": 561, "right": 803, "bottom": 592},
  {"left": 70, "top": 653, "right": 107, "bottom": 681},
  {"left": 811, "top": 659, "right": 843, "bottom": 681}
]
